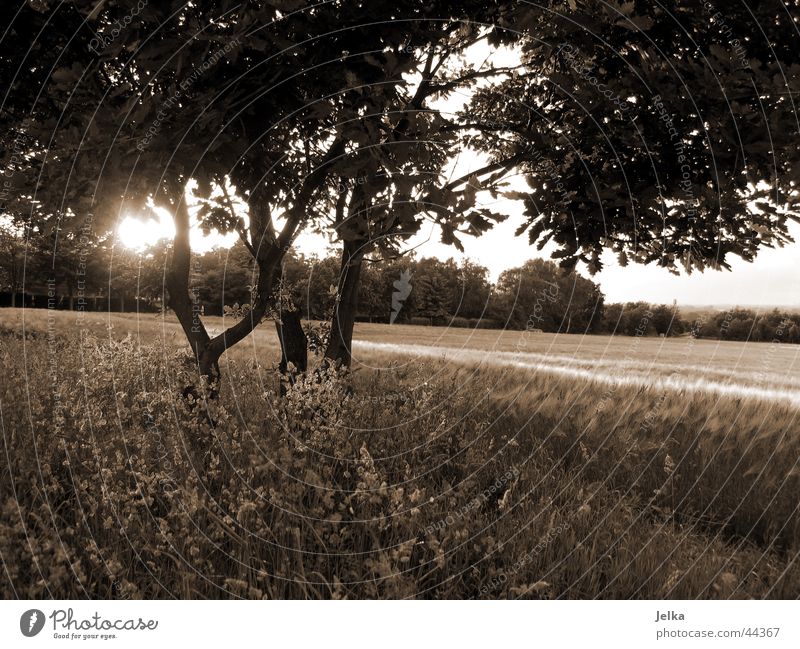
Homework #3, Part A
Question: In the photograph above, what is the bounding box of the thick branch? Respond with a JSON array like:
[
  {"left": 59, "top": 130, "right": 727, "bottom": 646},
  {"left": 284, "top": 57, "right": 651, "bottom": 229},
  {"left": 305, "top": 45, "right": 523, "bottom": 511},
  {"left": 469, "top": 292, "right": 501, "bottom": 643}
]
[{"left": 430, "top": 66, "right": 519, "bottom": 94}]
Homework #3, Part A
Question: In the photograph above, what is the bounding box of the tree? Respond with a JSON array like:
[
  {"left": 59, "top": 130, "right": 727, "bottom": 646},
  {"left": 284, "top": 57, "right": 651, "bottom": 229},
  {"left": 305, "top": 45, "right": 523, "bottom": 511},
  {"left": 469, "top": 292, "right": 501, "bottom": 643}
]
[
  {"left": 650, "top": 304, "right": 681, "bottom": 337},
  {"left": 179, "top": 242, "right": 255, "bottom": 315},
  {"left": 491, "top": 258, "right": 602, "bottom": 333},
  {"left": 413, "top": 259, "right": 451, "bottom": 325},
  {"left": 454, "top": 259, "right": 492, "bottom": 320},
  {"left": 1, "top": 0, "right": 389, "bottom": 387},
  {"left": 470, "top": 1, "right": 800, "bottom": 276},
  {"left": 315, "top": 1, "right": 800, "bottom": 366},
  {"left": 355, "top": 264, "right": 388, "bottom": 322},
  {"left": 296, "top": 255, "right": 340, "bottom": 321},
  {"left": 315, "top": 5, "right": 529, "bottom": 364},
  {"left": 0, "top": 221, "right": 25, "bottom": 307},
  {"left": 625, "top": 303, "right": 659, "bottom": 337}
]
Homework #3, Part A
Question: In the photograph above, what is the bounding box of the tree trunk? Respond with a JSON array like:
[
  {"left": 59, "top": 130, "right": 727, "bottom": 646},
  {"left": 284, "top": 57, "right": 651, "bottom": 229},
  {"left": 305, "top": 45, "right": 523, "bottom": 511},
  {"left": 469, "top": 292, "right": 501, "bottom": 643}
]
[
  {"left": 197, "top": 248, "right": 282, "bottom": 381},
  {"left": 324, "top": 239, "right": 366, "bottom": 367},
  {"left": 270, "top": 259, "right": 309, "bottom": 391},
  {"left": 165, "top": 193, "right": 218, "bottom": 393},
  {"left": 275, "top": 308, "right": 308, "bottom": 393}
]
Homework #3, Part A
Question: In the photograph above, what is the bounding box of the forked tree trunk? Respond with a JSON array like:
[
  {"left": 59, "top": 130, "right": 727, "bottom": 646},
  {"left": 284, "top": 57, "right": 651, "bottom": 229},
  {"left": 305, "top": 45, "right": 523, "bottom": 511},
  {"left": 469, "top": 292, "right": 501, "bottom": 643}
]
[
  {"left": 324, "top": 239, "right": 367, "bottom": 367},
  {"left": 164, "top": 137, "right": 346, "bottom": 399},
  {"left": 167, "top": 192, "right": 292, "bottom": 395}
]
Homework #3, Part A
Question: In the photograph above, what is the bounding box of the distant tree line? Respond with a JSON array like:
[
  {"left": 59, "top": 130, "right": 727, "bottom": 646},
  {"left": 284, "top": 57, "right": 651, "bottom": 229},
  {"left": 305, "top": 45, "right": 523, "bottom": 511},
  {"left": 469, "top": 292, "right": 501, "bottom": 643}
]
[
  {"left": 0, "top": 222, "right": 164, "bottom": 311},
  {"left": 601, "top": 302, "right": 800, "bottom": 343},
  {"left": 695, "top": 309, "right": 800, "bottom": 344},
  {"left": 2, "top": 232, "right": 799, "bottom": 343},
  {"left": 189, "top": 244, "right": 800, "bottom": 344}
]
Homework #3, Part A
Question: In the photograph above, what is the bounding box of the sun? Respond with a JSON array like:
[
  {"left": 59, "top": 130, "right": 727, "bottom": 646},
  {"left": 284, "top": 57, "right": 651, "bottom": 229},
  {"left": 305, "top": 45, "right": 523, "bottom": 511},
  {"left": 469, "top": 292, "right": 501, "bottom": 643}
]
[
  {"left": 116, "top": 207, "right": 174, "bottom": 251},
  {"left": 116, "top": 203, "right": 237, "bottom": 253}
]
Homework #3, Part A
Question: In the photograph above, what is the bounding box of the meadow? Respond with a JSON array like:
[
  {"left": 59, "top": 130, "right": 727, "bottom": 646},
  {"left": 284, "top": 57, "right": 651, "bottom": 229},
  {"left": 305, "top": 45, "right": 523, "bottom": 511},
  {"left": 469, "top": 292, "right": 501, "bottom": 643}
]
[{"left": 1, "top": 307, "right": 799, "bottom": 599}]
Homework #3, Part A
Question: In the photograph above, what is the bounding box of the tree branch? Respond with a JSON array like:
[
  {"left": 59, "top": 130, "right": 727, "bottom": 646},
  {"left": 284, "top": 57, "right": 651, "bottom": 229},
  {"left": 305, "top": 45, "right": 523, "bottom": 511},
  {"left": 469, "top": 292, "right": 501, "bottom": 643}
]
[
  {"left": 441, "top": 152, "right": 525, "bottom": 193},
  {"left": 201, "top": 135, "right": 348, "bottom": 361},
  {"left": 220, "top": 181, "right": 256, "bottom": 257}
]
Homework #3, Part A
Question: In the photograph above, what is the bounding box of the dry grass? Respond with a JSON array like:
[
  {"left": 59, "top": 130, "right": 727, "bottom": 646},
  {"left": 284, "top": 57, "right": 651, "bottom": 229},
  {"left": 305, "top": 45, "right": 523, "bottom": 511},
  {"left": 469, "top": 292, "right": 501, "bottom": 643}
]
[{"left": 0, "top": 308, "right": 798, "bottom": 598}]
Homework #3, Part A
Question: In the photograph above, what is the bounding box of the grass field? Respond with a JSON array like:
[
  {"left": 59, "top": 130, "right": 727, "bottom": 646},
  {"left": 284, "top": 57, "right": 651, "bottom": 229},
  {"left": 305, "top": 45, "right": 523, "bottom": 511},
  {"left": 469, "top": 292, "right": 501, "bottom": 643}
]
[
  {"left": 1, "top": 307, "right": 799, "bottom": 599},
  {"left": 5, "top": 308, "right": 799, "bottom": 403}
]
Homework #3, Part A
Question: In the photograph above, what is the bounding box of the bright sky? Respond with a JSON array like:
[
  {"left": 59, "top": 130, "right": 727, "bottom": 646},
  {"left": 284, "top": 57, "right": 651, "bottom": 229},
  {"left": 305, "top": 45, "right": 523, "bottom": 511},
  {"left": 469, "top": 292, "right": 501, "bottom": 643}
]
[
  {"left": 409, "top": 217, "right": 800, "bottom": 307},
  {"left": 117, "top": 201, "right": 238, "bottom": 253}
]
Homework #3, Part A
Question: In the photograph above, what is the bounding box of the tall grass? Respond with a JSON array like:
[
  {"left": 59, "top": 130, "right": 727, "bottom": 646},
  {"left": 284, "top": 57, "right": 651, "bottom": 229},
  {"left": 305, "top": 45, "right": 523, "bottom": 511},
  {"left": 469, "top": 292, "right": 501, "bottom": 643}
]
[{"left": 0, "top": 323, "right": 798, "bottom": 598}]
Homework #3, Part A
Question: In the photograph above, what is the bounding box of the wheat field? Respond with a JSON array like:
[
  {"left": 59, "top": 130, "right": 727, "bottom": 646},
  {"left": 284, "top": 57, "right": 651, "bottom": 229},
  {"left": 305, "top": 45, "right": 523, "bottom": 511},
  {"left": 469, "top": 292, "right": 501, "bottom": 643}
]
[{"left": 1, "top": 308, "right": 798, "bottom": 598}]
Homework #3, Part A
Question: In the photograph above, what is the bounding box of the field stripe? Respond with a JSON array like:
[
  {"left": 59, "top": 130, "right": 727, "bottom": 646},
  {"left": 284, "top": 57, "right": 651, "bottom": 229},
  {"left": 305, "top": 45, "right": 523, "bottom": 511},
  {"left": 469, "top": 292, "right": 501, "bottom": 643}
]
[{"left": 354, "top": 340, "right": 800, "bottom": 409}]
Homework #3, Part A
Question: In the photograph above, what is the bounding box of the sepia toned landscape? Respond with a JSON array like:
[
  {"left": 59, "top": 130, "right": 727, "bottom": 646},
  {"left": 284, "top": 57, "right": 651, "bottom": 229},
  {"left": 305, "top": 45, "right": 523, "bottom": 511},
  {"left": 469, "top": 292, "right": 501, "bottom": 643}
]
[{"left": 1, "top": 1, "right": 800, "bottom": 606}]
